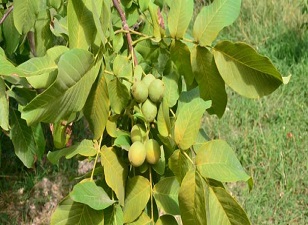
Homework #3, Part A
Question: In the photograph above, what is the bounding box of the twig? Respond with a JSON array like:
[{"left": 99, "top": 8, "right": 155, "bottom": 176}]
[
  {"left": 112, "top": 0, "right": 138, "bottom": 66},
  {"left": 0, "top": 5, "right": 13, "bottom": 25}
]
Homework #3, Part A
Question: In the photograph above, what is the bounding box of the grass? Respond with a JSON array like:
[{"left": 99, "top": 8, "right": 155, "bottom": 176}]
[
  {"left": 1, "top": 0, "right": 307, "bottom": 224},
  {"left": 200, "top": 0, "right": 307, "bottom": 224}
]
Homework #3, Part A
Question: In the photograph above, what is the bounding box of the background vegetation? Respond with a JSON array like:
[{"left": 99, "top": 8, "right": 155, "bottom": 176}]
[{"left": 1, "top": 0, "right": 307, "bottom": 224}]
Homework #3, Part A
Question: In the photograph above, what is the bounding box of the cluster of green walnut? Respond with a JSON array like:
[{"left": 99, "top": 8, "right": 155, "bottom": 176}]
[{"left": 128, "top": 74, "right": 165, "bottom": 167}]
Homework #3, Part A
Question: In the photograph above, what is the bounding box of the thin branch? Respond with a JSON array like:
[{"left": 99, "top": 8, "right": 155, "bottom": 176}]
[
  {"left": 112, "top": 0, "right": 138, "bottom": 66},
  {"left": 0, "top": 5, "right": 13, "bottom": 25}
]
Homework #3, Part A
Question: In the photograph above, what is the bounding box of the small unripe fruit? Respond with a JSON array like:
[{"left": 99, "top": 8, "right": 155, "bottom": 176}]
[
  {"left": 142, "top": 74, "right": 156, "bottom": 89},
  {"left": 131, "top": 81, "right": 148, "bottom": 103},
  {"left": 145, "top": 139, "right": 161, "bottom": 164},
  {"left": 130, "top": 124, "right": 147, "bottom": 143},
  {"left": 148, "top": 79, "right": 165, "bottom": 103},
  {"left": 128, "top": 141, "right": 146, "bottom": 167},
  {"left": 141, "top": 99, "right": 157, "bottom": 122}
]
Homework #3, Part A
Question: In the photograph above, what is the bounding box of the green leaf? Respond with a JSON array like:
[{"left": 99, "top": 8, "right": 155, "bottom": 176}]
[
  {"left": 18, "top": 46, "right": 68, "bottom": 89},
  {"left": 152, "top": 145, "right": 165, "bottom": 175},
  {"left": 0, "top": 79, "right": 9, "bottom": 130},
  {"left": 193, "top": 0, "right": 241, "bottom": 46},
  {"left": 104, "top": 204, "right": 123, "bottom": 225},
  {"left": 213, "top": 41, "right": 283, "bottom": 98},
  {"left": 168, "top": 150, "right": 194, "bottom": 183},
  {"left": 170, "top": 40, "right": 194, "bottom": 86},
  {"left": 191, "top": 45, "right": 227, "bottom": 118},
  {"left": 0, "top": 51, "right": 25, "bottom": 77},
  {"left": 168, "top": 0, "right": 193, "bottom": 39},
  {"left": 123, "top": 176, "right": 151, "bottom": 223},
  {"left": 114, "top": 134, "right": 131, "bottom": 151},
  {"left": 196, "top": 140, "right": 252, "bottom": 187},
  {"left": 113, "top": 55, "right": 133, "bottom": 79},
  {"left": 91, "top": 0, "right": 106, "bottom": 45},
  {"left": 127, "top": 212, "right": 151, "bottom": 225},
  {"left": 148, "top": 1, "right": 161, "bottom": 41},
  {"left": 157, "top": 98, "right": 171, "bottom": 137},
  {"left": 174, "top": 94, "right": 211, "bottom": 150},
  {"left": 33, "top": 10, "right": 54, "bottom": 57},
  {"left": 113, "top": 33, "right": 124, "bottom": 53},
  {"left": 13, "top": 0, "right": 38, "bottom": 34},
  {"left": 70, "top": 181, "right": 115, "bottom": 210},
  {"left": 50, "top": 196, "right": 104, "bottom": 225},
  {"left": 153, "top": 176, "right": 180, "bottom": 215},
  {"left": 52, "top": 121, "right": 68, "bottom": 149},
  {"left": 107, "top": 78, "right": 130, "bottom": 114},
  {"left": 21, "top": 49, "right": 99, "bottom": 125},
  {"left": 3, "top": 11, "right": 20, "bottom": 54},
  {"left": 178, "top": 170, "right": 207, "bottom": 225},
  {"left": 209, "top": 186, "right": 251, "bottom": 225},
  {"left": 84, "top": 74, "right": 110, "bottom": 140},
  {"left": 155, "top": 215, "right": 178, "bottom": 225},
  {"left": 162, "top": 71, "right": 179, "bottom": 108},
  {"left": 67, "top": 0, "right": 96, "bottom": 49},
  {"left": 10, "top": 109, "right": 45, "bottom": 168},
  {"left": 101, "top": 146, "right": 128, "bottom": 206},
  {"left": 47, "top": 139, "right": 97, "bottom": 165}
]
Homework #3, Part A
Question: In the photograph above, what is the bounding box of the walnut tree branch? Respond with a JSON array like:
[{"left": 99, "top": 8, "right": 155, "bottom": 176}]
[
  {"left": 0, "top": 5, "right": 13, "bottom": 25},
  {"left": 112, "top": 0, "right": 138, "bottom": 66}
]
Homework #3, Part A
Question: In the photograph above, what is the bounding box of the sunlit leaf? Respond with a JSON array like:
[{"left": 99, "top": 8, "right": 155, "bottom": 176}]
[
  {"left": 10, "top": 109, "right": 45, "bottom": 168},
  {"left": 178, "top": 170, "right": 207, "bottom": 225},
  {"left": 21, "top": 49, "right": 99, "bottom": 125},
  {"left": 209, "top": 186, "right": 251, "bottom": 225},
  {"left": 84, "top": 73, "right": 110, "bottom": 140},
  {"left": 47, "top": 140, "right": 97, "bottom": 165},
  {"left": 168, "top": 0, "right": 193, "bottom": 39},
  {"left": 107, "top": 78, "right": 130, "bottom": 114},
  {"left": 0, "top": 79, "right": 9, "bottom": 130},
  {"left": 91, "top": 0, "right": 106, "bottom": 45},
  {"left": 0, "top": 49, "right": 24, "bottom": 77},
  {"left": 104, "top": 204, "right": 123, "bottom": 225},
  {"left": 191, "top": 45, "right": 227, "bottom": 118},
  {"left": 152, "top": 145, "right": 165, "bottom": 175},
  {"left": 157, "top": 98, "right": 171, "bottom": 137},
  {"left": 148, "top": 1, "right": 161, "bottom": 41},
  {"left": 196, "top": 140, "right": 252, "bottom": 188},
  {"left": 70, "top": 181, "right": 115, "bottom": 210},
  {"left": 127, "top": 212, "right": 151, "bottom": 225},
  {"left": 213, "top": 41, "right": 283, "bottom": 98},
  {"left": 193, "top": 0, "right": 242, "bottom": 46},
  {"left": 162, "top": 71, "right": 179, "bottom": 108},
  {"left": 113, "top": 55, "right": 132, "bottom": 79},
  {"left": 13, "top": 0, "right": 38, "bottom": 34},
  {"left": 50, "top": 196, "right": 104, "bottom": 225},
  {"left": 123, "top": 176, "right": 151, "bottom": 223},
  {"left": 174, "top": 93, "right": 211, "bottom": 150},
  {"left": 67, "top": 0, "right": 96, "bottom": 49},
  {"left": 153, "top": 176, "right": 180, "bottom": 215},
  {"left": 101, "top": 146, "right": 128, "bottom": 206},
  {"left": 168, "top": 150, "right": 194, "bottom": 183},
  {"left": 18, "top": 46, "right": 68, "bottom": 89}
]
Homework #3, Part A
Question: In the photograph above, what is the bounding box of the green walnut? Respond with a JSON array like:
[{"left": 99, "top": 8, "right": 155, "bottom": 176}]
[
  {"left": 148, "top": 79, "right": 165, "bottom": 103},
  {"left": 130, "top": 124, "right": 147, "bottom": 143},
  {"left": 141, "top": 99, "right": 157, "bottom": 122},
  {"left": 131, "top": 81, "right": 148, "bottom": 103},
  {"left": 128, "top": 141, "right": 146, "bottom": 167},
  {"left": 145, "top": 139, "right": 161, "bottom": 164},
  {"left": 142, "top": 74, "right": 156, "bottom": 89}
]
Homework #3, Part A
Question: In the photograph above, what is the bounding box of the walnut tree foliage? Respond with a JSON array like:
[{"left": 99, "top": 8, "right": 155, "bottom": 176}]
[{"left": 0, "top": 0, "right": 288, "bottom": 224}]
